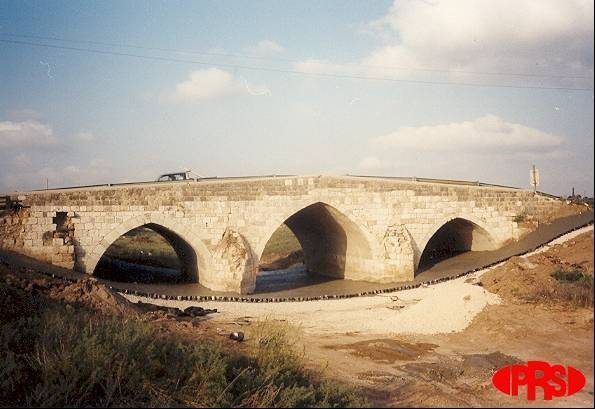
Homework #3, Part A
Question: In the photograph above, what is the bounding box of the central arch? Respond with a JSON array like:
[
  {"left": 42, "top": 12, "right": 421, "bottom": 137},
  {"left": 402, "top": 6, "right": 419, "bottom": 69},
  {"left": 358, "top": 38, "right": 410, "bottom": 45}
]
[{"left": 258, "top": 202, "right": 374, "bottom": 281}]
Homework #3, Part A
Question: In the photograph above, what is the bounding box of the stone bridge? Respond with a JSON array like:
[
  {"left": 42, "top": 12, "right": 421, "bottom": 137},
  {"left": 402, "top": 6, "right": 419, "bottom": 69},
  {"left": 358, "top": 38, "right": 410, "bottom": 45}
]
[{"left": 0, "top": 175, "right": 575, "bottom": 294}]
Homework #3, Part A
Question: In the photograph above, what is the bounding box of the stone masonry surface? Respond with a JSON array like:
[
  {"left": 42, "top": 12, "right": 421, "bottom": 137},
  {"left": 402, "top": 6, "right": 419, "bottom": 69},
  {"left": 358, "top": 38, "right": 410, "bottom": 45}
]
[{"left": 0, "top": 175, "right": 581, "bottom": 294}]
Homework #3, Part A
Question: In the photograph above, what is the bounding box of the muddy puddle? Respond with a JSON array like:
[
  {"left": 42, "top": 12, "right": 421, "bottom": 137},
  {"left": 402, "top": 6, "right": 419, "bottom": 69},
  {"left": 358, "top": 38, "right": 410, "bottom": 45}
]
[{"left": 327, "top": 338, "right": 438, "bottom": 363}]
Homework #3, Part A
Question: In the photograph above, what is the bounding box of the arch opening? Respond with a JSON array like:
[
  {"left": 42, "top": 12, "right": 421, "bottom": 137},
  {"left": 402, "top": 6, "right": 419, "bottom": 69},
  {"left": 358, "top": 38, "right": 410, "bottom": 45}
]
[
  {"left": 94, "top": 223, "right": 198, "bottom": 284},
  {"left": 255, "top": 202, "right": 373, "bottom": 292},
  {"left": 418, "top": 218, "right": 495, "bottom": 272},
  {"left": 259, "top": 223, "right": 304, "bottom": 272}
]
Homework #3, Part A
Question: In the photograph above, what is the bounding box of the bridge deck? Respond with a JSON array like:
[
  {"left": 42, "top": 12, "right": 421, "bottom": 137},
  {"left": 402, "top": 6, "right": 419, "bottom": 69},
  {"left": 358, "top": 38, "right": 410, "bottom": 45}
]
[{"left": 1, "top": 173, "right": 543, "bottom": 197}]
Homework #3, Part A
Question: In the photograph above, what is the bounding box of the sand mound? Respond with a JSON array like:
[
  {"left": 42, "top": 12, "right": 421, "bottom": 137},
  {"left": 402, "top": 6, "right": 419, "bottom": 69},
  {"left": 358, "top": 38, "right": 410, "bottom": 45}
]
[
  {"left": 481, "top": 255, "right": 556, "bottom": 300},
  {"left": 0, "top": 259, "right": 140, "bottom": 317},
  {"left": 51, "top": 278, "right": 141, "bottom": 316}
]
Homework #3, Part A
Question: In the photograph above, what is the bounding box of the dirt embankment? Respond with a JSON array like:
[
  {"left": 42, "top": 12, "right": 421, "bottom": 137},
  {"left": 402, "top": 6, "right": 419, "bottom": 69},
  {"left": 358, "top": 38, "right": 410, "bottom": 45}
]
[
  {"left": 259, "top": 250, "right": 303, "bottom": 271},
  {"left": 481, "top": 231, "right": 594, "bottom": 307},
  {"left": 1, "top": 262, "right": 368, "bottom": 407},
  {"left": 0, "top": 261, "right": 226, "bottom": 345},
  {"left": 1, "top": 264, "right": 139, "bottom": 317}
]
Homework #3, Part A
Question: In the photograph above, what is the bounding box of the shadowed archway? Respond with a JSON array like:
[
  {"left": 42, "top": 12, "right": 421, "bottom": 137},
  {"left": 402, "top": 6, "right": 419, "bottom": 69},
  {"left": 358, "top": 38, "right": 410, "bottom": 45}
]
[
  {"left": 418, "top": 217, "right": 495, "bottom": 272},
  {"left": 256, "top": 202, "right": 374, "bottom": 292},
  {"left": 93, "top": 223, "right": 199, "bottom": 284}
]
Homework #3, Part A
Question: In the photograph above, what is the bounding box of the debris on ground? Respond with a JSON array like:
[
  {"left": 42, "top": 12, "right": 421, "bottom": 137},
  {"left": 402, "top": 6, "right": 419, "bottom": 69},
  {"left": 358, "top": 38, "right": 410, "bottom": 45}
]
[
  {"left": 135, "top": 301, "right": 217, "bottom": 318},
  {"left": 229, "top": 331, "right": 245, "bottom": 341},
  {"left": 51, "top": 278, "right": 141, "bottom": 316}
]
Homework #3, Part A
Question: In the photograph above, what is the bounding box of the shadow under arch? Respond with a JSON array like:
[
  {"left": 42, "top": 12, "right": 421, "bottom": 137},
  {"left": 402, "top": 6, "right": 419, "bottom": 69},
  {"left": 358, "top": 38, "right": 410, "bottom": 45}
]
[
  {"left": 259, "top": 202, "right": 374, "bottom": 280},
  {"left": 94, "top": 223, "right": 198, "bottom": 283},
  {"left": 417, "top": 217, "right": 495, "bottom": 272},
  {"left": 86, "top": 215, "right": 212, "bottom": 284}
]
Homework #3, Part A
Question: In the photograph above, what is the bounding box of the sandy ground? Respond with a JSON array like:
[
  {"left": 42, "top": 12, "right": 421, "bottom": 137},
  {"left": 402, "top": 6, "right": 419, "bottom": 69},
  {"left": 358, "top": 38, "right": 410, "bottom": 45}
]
[
  {"left": 122, "top": 225, "right": 594, "bottom": 407},
  {"left": 124, "top": 272, "right": 502, "bottom": 335}
]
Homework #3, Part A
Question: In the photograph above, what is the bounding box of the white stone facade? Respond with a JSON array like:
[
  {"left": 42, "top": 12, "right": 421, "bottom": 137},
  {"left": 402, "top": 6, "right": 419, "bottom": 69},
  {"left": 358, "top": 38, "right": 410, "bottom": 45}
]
[{"left": 0, "top": 175, "right": 572, "bottom": 294}]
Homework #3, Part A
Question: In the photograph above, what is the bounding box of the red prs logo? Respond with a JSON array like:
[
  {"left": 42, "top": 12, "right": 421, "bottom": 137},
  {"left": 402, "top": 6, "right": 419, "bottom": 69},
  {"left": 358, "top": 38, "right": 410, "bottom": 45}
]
[{"left": 492, "top": 361, "right": 586, "bottom": 401}]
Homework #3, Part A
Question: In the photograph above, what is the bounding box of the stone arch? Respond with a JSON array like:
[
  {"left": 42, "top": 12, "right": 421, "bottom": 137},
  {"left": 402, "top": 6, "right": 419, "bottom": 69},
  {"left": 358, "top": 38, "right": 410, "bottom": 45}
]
[
  {"left": 256, "top": 200, "right": 381, "bottom": 262},
  {"left": 85, "top": 213, "right": 212, "bottom": 284},
  {"left": 416, "top": 215, "right": 496, "bottom": 271},
  {"left": 249, "top": 201, "right": 378, "bottom": 290}
]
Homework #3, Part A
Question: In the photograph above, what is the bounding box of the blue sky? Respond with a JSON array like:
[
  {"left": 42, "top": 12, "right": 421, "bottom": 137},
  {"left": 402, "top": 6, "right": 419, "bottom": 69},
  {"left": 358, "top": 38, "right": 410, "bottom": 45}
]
[{"left": 1, "top": 0, "right": 593, "bottom": 196}]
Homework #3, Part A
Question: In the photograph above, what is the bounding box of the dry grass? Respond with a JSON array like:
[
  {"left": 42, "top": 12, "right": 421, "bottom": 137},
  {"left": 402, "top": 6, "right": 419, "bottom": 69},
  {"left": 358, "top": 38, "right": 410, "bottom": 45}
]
[
  {"left": 0, "top": 282, "right": 366, "bottom": 408},
  {"left": 532, "top": 269, "right": 594, "bottom": 308}
]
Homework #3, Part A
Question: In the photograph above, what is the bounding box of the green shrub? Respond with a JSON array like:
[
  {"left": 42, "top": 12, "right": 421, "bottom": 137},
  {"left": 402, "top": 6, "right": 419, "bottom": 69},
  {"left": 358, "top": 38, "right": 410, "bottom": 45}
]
[
  {"left": 549, "top": 270, "right": 594, "bottom": 308},
  {"left": 551, "top": 269, "right": 586, "bottom": 282}
]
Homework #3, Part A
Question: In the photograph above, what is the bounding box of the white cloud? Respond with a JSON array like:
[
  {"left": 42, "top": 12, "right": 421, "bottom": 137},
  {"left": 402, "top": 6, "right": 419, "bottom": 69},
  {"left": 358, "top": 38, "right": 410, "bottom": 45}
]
[
  {"left": 372, "top": 0, "right": 593, "bottom": 82},
  {"left": 244, "top": 40, "right": 285, "bottom": 55},
  {"left": 0, "top": 120, "right": 57, "bottom": 149},
  {"left": 357, "top": 155, "right": 391, "bottom": 171},
  {"left": 172, "top": 68, "right": 242, "bottom": 101},
  {"left": 76, "top": 131, "right": 96, "bottom": 141},
  {"left": 170, "top": 68, "right": 270, "bottom": 102},
  {"left": 373, "top": 115, "right": 563, "bottom": 153},
  {"left": 0, "top": 160, "right": 114, "bottom": 192},
  {"left": 295, "top": 1, "right": 593, "bottom": 87}
]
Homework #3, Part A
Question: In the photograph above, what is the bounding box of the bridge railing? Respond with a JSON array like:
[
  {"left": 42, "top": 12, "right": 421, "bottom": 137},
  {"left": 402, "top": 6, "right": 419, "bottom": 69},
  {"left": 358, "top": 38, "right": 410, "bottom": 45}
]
[
  {"left": 5, "top": 174, "right": 564, "bottom": 200},
  {"left": 25, "top": 174, "right": 298, "bottom": 193},
  {"left": 345, "top": 174, "right": 527, "bottom": 190},
  {"left": 347, "top": 175, "right": 569, "bottom": 199},
  {"left": 535, "top": 191, "right": 564, "bottom": 200}
]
